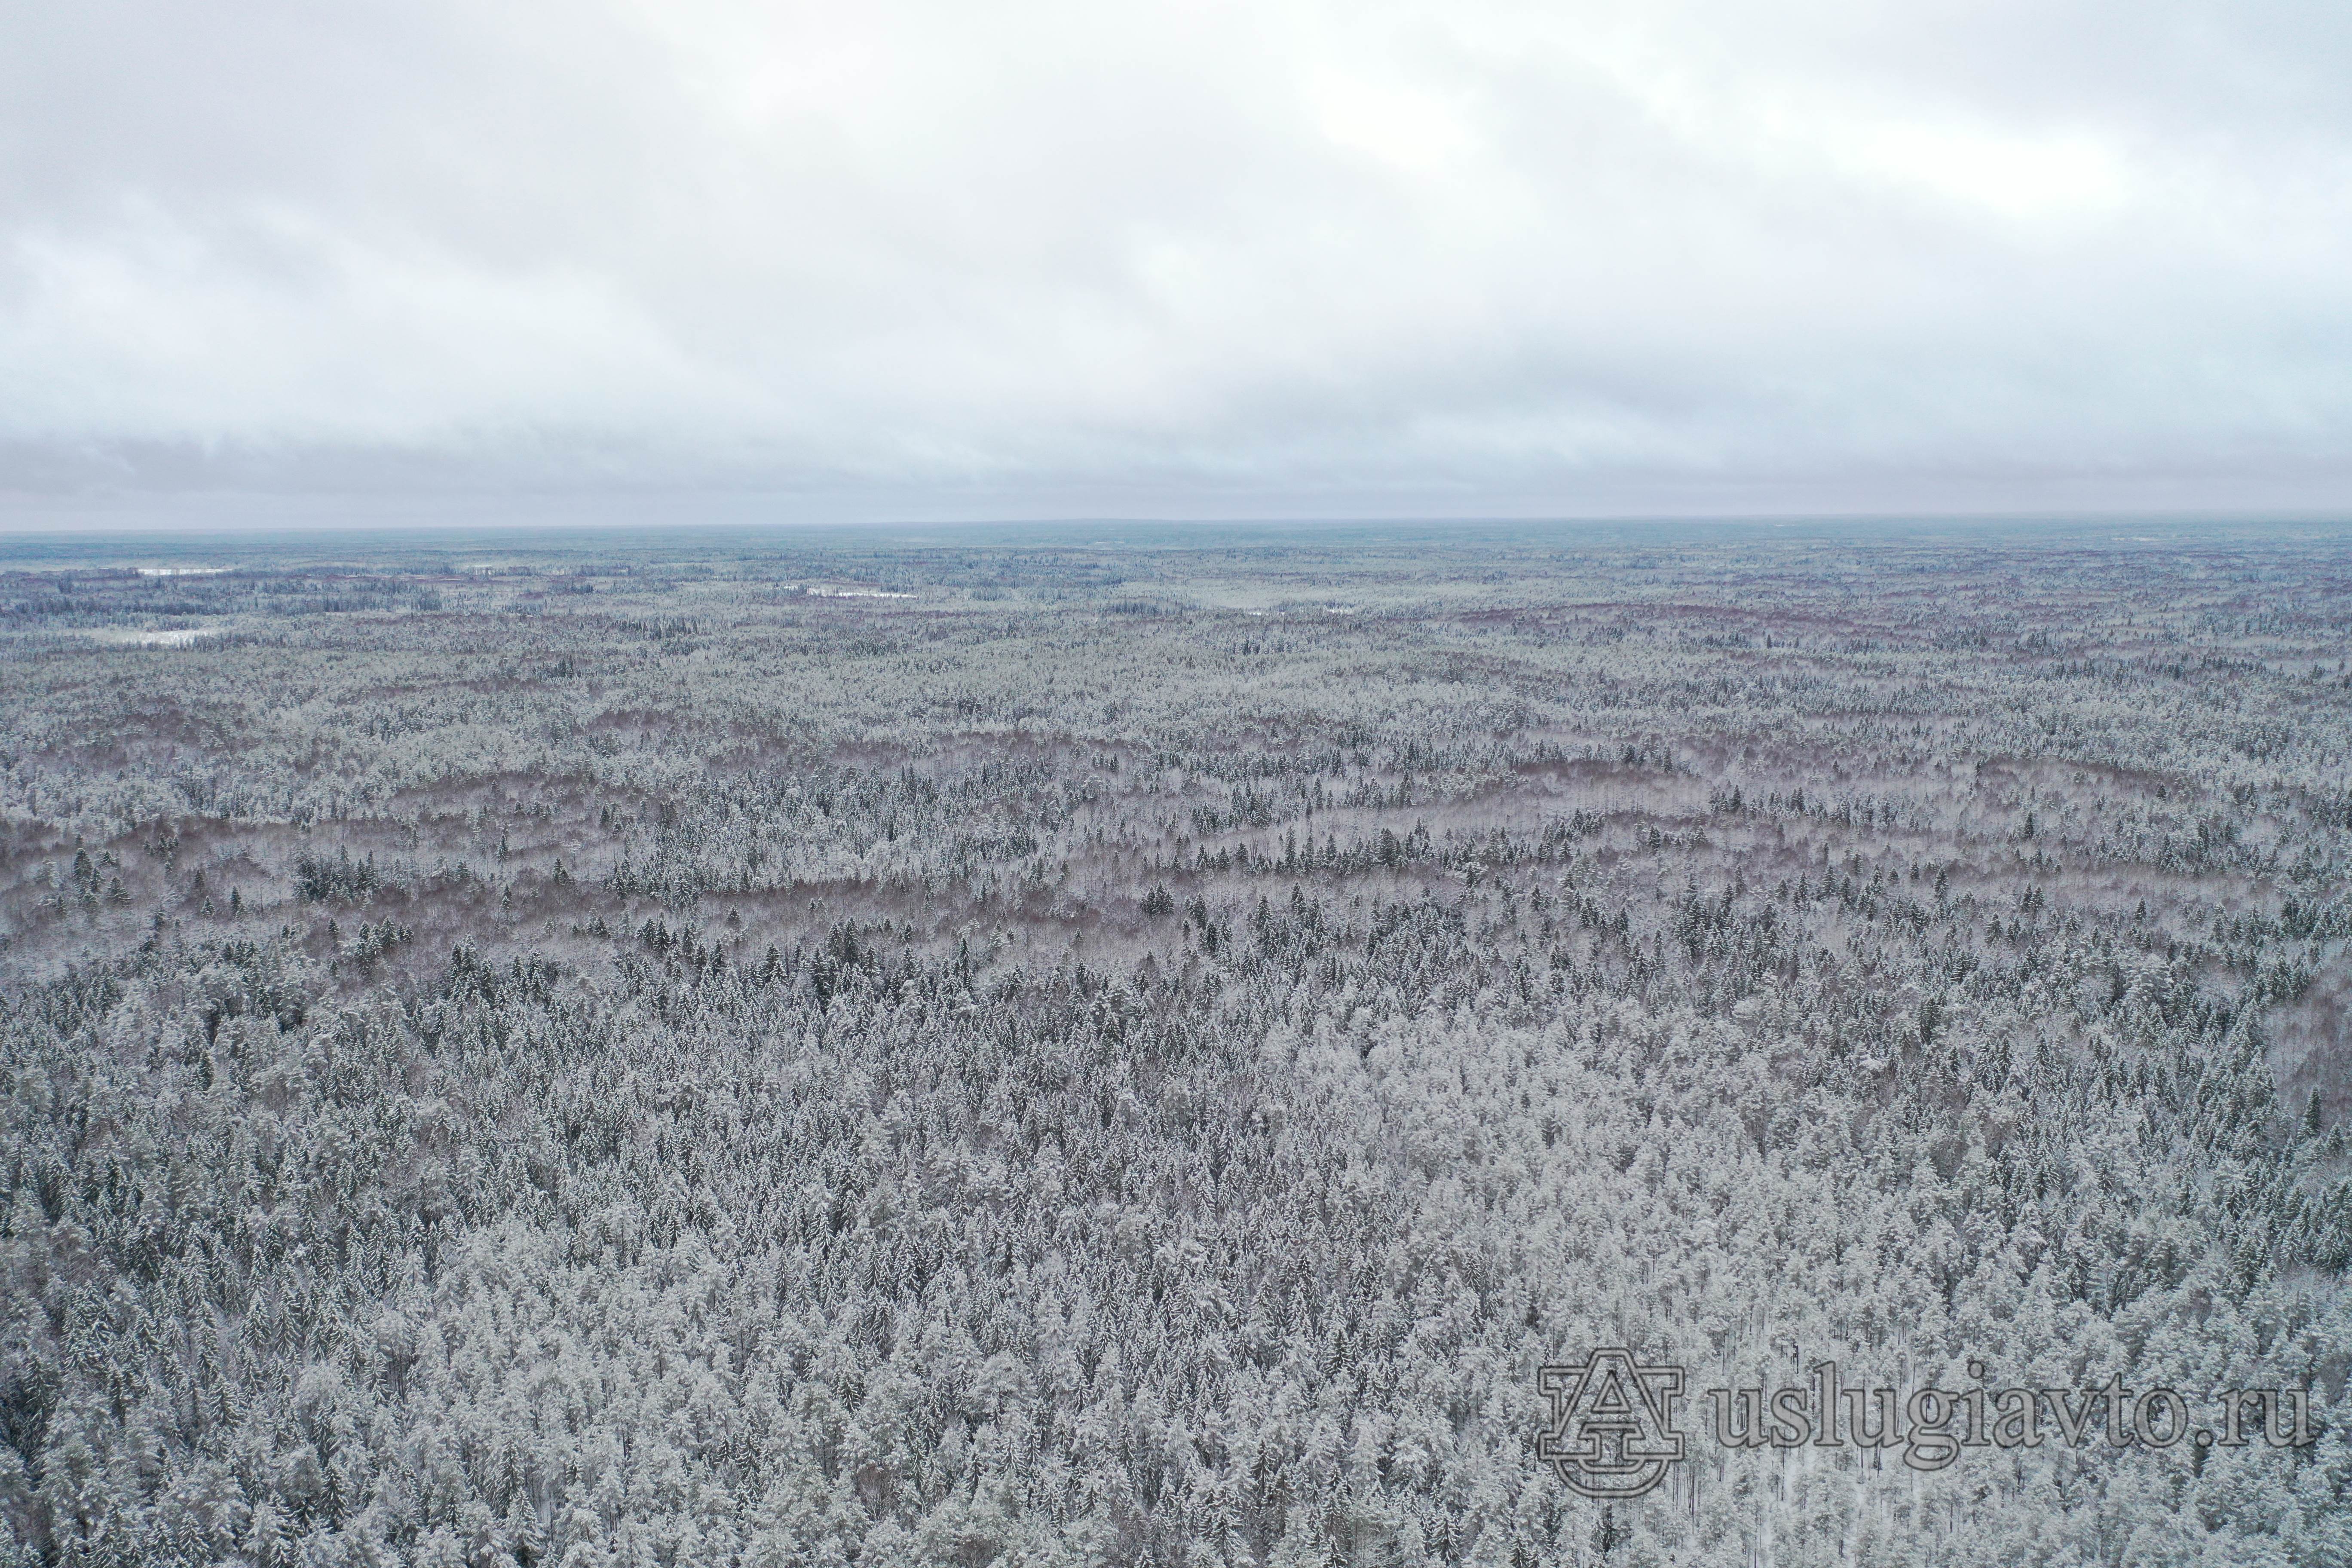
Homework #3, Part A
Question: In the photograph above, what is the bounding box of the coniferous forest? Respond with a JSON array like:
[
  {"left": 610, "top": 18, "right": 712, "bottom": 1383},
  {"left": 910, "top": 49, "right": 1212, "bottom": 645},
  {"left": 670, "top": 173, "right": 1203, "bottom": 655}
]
[{"left": 2, "top": 521, "right": 2348, "bottom": 1567}]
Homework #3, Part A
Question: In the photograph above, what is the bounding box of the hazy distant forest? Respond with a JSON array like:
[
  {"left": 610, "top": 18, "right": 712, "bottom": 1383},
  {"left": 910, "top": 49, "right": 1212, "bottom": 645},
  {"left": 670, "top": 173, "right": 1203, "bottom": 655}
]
[{"left": 2, "top": 522, "right": 2348, "bottom": 1568}]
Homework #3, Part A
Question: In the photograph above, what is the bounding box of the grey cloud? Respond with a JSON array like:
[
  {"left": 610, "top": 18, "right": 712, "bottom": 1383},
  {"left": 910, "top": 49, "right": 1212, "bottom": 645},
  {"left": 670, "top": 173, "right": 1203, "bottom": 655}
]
[{"left": 4, "top": 0, "right": 2349, "bottom": 521}]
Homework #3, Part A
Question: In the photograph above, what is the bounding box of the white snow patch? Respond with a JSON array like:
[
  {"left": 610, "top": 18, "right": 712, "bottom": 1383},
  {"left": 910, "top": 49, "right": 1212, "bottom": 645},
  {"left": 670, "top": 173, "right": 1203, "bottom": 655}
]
[
  {"left": 89, "top": 627, "right": 211, "bottom": 647},
  {"left": 791, "top": 584, "right": 917, "bottom": 599}
]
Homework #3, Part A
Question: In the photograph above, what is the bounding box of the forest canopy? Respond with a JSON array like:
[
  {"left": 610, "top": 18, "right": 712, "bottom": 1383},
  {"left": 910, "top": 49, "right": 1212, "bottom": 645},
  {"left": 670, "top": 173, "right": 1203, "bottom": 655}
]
[{"left": 2, "top": 521, "right": 2348, "bottom": 1566}]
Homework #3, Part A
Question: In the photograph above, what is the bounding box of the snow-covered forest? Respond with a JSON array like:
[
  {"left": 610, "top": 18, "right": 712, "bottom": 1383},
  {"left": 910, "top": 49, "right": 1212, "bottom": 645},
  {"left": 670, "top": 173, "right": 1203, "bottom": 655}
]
[{"left": 3, "top": 522, "right": 2348, "bottom": 1566}]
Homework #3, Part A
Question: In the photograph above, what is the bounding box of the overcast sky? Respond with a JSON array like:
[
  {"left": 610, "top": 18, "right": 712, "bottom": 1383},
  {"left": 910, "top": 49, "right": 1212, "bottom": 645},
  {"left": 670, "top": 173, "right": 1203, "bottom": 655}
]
[{"left": 5, "top": 1, "right": 2349, "bottom": 525}]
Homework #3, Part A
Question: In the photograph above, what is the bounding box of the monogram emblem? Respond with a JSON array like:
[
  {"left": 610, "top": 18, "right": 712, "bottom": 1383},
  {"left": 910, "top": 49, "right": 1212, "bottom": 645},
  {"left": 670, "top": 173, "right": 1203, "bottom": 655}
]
[{"left": 1538, "top": 1350, "right": 1685, "bottom": 1498}]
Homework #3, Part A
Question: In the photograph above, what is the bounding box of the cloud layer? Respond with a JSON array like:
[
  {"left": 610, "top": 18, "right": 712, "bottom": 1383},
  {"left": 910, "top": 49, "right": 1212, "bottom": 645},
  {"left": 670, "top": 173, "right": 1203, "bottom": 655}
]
[{"left": 6, "top": 0, "right": 2351, "bottom": 518}]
